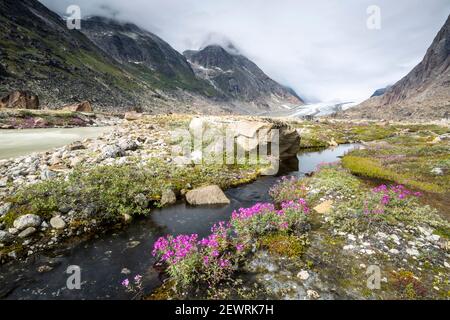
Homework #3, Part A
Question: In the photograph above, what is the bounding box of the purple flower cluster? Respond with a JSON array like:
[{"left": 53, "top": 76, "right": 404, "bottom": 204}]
[
  {"left": 269, "top": 176, "right": 307, "bottom": 204},
  {"left": 364, "top": 184, "right": 422, "bottom": 215},
  {"left": 231, "top": 203, "right": 275, "bottom": 221},
  {"left": 280, "top": 199, "right": 310, "bottom": 214},
  {"left": 152, "top": 234, "right": 198, "bottom": 264}
]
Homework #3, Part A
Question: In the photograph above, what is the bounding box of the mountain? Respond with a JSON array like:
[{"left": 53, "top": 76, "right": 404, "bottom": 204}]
[
  {"left": 346, "top": 15, "right": 450, "bottom": 120},
  {"left": 370, "top": 86, "right": 391, "bottom": 98},
  {"left": 0, "top": 0, "right": 144, "bottom": 109},
  {"left": 184, "top": 45, "right": 304, "bottom": 111},
  {"left": 80, "top": 16, "right": 219, "bottom": 98},
  {"left": 0, "top": 0, "right": 224, "bottom": 113}
]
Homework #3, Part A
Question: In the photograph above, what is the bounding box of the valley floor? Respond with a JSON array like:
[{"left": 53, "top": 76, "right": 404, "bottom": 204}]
[{"left": 0, "top": 113, "right": 449, "bottom": 300}]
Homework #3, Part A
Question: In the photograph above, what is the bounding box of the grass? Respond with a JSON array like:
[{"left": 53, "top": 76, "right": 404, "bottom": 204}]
[{"left": 1, "top": 159, "right": 260, "bottom": 228}]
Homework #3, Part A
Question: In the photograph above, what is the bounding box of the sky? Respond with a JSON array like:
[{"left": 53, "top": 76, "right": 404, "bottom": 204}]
[{"left": 41, "top": 0, "right": 450, "bottom": 103}]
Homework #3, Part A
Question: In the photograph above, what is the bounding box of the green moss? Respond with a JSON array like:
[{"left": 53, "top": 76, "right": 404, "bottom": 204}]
[
  {"left": 342, "top": 155, "right": 444, "bottom": 193},
  {"left": 259, "top": 233, "right": 308, "bottom": 258}
]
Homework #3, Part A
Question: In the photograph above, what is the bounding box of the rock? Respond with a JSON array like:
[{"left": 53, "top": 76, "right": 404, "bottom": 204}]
[
  {"left": 134, "top": 193, "right": 149, "bottom": 208},
  {"left": 430, "top": 167, "right": 444, "bottom": 176},
  {"left": 33, "top": 117, "right": 48, "bottom": 127},
  {"left": 185, "top": 185, "right": 230, "bottom": 205},
  {"left": 0, "top": 203, "right": 11, "bottom": 217},
  {"left": 50, "top": 216, "right": 66, "bottom": 230},
  {"left": 313, "top": 200, "right": 333, "bottom": 214},
  {"left": 37, "top": 265, "right": 53, "bottom": 273},
  {"left": 124, "top": 112, "right": 142, "bottom": 121},
  {"left": 18, "top": 227, "right": 37, "bottom": 238},
  {"left": 347, "top": 234, "right": 356, "bottom": 241},
  {"left": 101, "top": 145, "right": 125, "bottom": 159},
  {"left": 40, "top": 168, "right": 56, "bottom": 180},
  {"left": 0, "top": 91, "right": 39, "bottom": 109},
  {"left": 160, "top": 189, "right": 177, "bottom": 206},
  {"left": 13, "top": 214, "right": 41, "bottom": 230},
  {"left": 0, "top": 177, "right": 7, "bottom": 188},
  {"left": 126, "top": 241, "right": 141, "bottom": 249},
  {"left": 307, "top": 290, "right": 320, "bottom": 300},
  {"left": 67, "top": 141, "right": 86, "bottom": 151},
  {"left": 121, "top": 268, "right": 131, "bottom": 275},
  {"left": 122, "top": 213, "right": 132, "bottom": 223},
  {"left": 117, "top": 139, "right": 138, "bottom": 151},
  {"left": 297, "top": 270, "right": 310, "bottom": 281},
  {"left": 389, "top": 248, "right": 400, "bottom": 254},
  {"left": 343, "top": 245, "right": 354, "bottom": 250},
  {"left": 63, "top": 101, "right": 93, "bottom": 112},
  {"left": 0, "top": 230, "right": 13, "bottom": 244},
  {"left": 8, "top": 228, "right": 18, "bottom": 235},
  {"left": 406, "top": 248, "right": 420, "bottom": 256}
]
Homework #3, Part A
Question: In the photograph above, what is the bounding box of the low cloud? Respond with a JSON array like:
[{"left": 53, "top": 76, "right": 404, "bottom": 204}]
[{"left": 41, "top": 0, "right": 450, "bottom": 102}]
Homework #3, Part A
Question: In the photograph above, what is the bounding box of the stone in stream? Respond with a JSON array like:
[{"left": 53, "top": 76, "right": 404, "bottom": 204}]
[
  {"left": 13, "top": 214, "right": 41, "bottom": 231},
  {"left": 160, "top": 189, "right": 177, "bottom": 206},
  {"left": 185, "top": 185, "right": 230, "bottom": 206}
]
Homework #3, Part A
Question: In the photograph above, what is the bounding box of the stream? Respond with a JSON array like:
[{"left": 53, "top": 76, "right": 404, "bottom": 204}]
[{"left": 0, "top": 144, "right": 359, "bottom": 300}]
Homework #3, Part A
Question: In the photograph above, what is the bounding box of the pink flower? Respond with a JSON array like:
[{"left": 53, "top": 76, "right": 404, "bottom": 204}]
[
  {"left": 236, "top": 243, "right": 244, "bottom": 251},
  {"left": 121, "top": 279, "right": 129, "bottom": 287}
]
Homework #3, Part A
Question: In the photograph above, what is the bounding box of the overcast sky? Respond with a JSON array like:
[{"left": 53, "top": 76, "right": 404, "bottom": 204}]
[{"left": 41, "top": 0, "right": 449, "bottom": 103}]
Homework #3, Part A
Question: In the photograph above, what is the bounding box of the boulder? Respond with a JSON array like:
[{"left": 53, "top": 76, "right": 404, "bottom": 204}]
[
  {"left": 0, "top": 91, "right": 39, "bottom": 109},
  {"left": 313, "top": 200, "right": 333, "bottom": 214},
  {"left": 124, "top": 112, "right": 142, "bottom": 121},
  {"left": 13, "top": 214, "right": 41, "bottom": 231},
  {"left": 160, "top": 189, "right": 177, "bottom": 206},
  {"left": 63, "top": 101, "right": 93, "bottom": 112},
  {"left": 100, "top": 145, "right": 126, "bottom": 159},
  {"left": 185, "top": 185, "right": 230, "bottom": 206}
]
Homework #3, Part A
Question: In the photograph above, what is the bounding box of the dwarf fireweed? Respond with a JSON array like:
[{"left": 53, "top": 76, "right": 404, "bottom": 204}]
[
  {"left": 364, "top": 184, "right": 422, "bottom": 215},
  {"left": 152, "top": 200, "right": 309, "bottom": 289},
  {"left": 269, "top": 176, "right": 307, "bottom": 203}
]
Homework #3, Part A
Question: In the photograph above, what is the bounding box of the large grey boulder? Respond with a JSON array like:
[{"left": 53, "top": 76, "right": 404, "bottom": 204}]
[
  {"left": 13, "top": 214, "right": 42, "bottom": 231},
  {"left": 185, "top": 185, "right": 230, "bottom": 206}
]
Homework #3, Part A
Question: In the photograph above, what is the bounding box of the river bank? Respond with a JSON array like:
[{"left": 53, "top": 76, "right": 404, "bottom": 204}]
[{"left": 0, "top": 115, "right": 448, "bottom": 299}]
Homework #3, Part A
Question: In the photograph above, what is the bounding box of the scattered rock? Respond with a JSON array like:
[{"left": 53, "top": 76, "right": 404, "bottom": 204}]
[
  {"left": 307, "top": 289, "right": 320, "bottom": 300},
  {"left": 37, "top": 265, "right": 53, "bottom": 273},
  {"left": 185, "top": 185, "right": 230, "bottom": 205},
  {"left": 13, "top": 214, "right": 41, "bottom": 231},
  {"left": 0, "top": 177, "right": 7, "bottom": 188},
  {"left": 313, "top": 200, "right": 333, "bottom": 214},
  {"left": 124, "top": 112, "right": 142, "bottom": 121},
  {"left": 160, "top": 189, "right": 177, "bottom": 206},
  {"left": 0, "top": 202, "right": 11, "bottom": 217},
  {"left": 0, "top": 90, "right": 39, "bottom": 109},
  {"left": 0, "top": 230, "right": 13, "bottom": 244},
  {"left": 50, "top": 216, "right": 66, "bottom": 230},
  {"left": 63, "top": 101, "right": 93, "bottom": 112},
  {"left": 67, "top": 141, "right": 86, "bottom": 151},
  {"left": 18, "top": 227, "right": 37, "bottom": 238},
  {"left": 100, "top": 145, "right": 125, "bottom": 159},
  {"left": 406, "top": 248, "right": 420, "bottom": 257},
  {"left": 297, "top": 270, "right": 310, "bottom": 281},
  {"left": 430, "top": 167, "right": 443, "bottom": 176}
]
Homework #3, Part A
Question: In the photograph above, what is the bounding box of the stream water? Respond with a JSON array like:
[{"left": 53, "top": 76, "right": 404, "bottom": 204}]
[{"left": 0, "top": 144, "right": 359, "bottom": 300}]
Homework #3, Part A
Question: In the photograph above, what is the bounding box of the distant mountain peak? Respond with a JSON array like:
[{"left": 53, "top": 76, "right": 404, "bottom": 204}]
[{"left": 183, "top": 44, "right": 304, "bottom": 110}]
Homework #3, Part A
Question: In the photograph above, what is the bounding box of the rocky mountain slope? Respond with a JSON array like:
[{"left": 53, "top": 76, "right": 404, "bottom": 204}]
[
  {"left": 346, "top": 15, "right": 450, "bottom": 120},
  {"left": 184, "top": 45, "right": 304, "bottom": 111},
  {"left": 81, "top": 16, "right": 219, "bottom": 98},
  {"left": 0, "top": 0, "right": 226, "bottom": 113}
]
